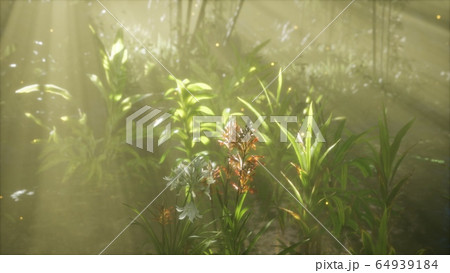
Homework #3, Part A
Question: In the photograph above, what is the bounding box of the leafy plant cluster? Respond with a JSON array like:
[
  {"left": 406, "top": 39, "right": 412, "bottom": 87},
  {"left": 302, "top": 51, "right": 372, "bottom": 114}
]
[
  {"left": 16, "top": 10, "right": 417, "bottom": 254},
  {"left": 134, "top": 119, "right": 272, "bottom": 254},
  {"left": 16, "top": 27, "right": 154, "bottom": 185}
]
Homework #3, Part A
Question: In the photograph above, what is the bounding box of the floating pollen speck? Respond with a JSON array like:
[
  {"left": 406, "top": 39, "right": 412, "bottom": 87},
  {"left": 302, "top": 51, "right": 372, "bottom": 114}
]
[
  {"left": 19, "top": 216, "right": 23, "bottom": 220},
  {"left": 270, "top": 62, "right": 275, "bottom": 66},
  {"left": 325, "top": 201, "right": 329, "bottom": 205},
  {"left": 436, "top": 15, "right": 441, "bottom": 20},
  {"left": 215, "top": 42, "right": 220, "bottom": 47}
]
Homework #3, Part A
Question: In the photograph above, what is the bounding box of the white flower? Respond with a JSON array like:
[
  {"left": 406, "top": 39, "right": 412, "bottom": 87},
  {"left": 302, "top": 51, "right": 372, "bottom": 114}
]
[
  {"left": 165, "top": 157, "right": 216, "bottom": 198},
  {"left": 165, "top": 158, "right": 217, "bottom": 222},
  {"left": 176, "top": 202, "right": 202, "bottom": 222}
]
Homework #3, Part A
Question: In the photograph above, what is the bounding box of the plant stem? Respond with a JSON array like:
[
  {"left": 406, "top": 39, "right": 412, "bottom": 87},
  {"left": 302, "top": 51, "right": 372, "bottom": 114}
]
[
  {"left": 380, "top": 0, "right": 386, "bottom": 82},
  {"left": 386, "top": 0, "right": 392, "bottom": 84},
  {"left": 176, "top": 0, "right": 183, "bottom": 54},
  {"left": 372, "top": 0, "right": 377, "bottom": 79},
  {"left": 223, "top": 0, "right": 244, "bottom": 46},
  {"left": 190, "top": 0, "right": 207, "bottom": 45},
  {"left": 185, "top": 0, "right": 193, "bottom": 39}
]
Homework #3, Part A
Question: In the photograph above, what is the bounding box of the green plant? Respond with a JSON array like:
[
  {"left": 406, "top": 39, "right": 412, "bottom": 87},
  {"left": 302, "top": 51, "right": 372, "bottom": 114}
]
[
  {"left": 163, "top": 76, "right": 216, "bottom": 162},
  {"left": 130, "top": 204, "right": 215, "bottom": 254},
  {"left": 165, "top": 157, "right": 217, "bottom": 222},
  {"left": 361, "top": 207, "right": 395, "bottom": 254},
  {"left": 359, "top": 109, "right": 414, "bottom": 254},
  {"left": 370, "top": 109, "right": 414, "bottom": 209},
  {"left": 237, "top": 71, "right": 306, "bottom": 220},
  {"left": 132, "top": 157, "right": 218, "bottom": 254},
  {"left": 15, "top": 26, "right": 153, "bottom": 184},
  {"left": 238, "top": 69, "right": 303, "bottom": 159},
  {"left": 275, "top": 103, "right": 368, "bottom": 254},
  {"left": 214, "top": 121, "right": 273, "bottom": 254},
  {"left": 87, "top": 26, "right": 151, "bottom": 136},
  {"left": 136, "top": 113, "right": 273, "bottom": 254}
]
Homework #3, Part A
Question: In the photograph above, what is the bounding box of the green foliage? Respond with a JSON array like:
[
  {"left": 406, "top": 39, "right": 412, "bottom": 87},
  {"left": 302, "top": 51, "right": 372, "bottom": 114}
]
[
  {"left": 130, "top": 204, "right": 215, "bottom": 254},
  {"left": 16, "top": 84, "right": 72, "bottom": 100},
  {"left": 16, "top": 83, "right": 108, "bottom": 183},
  {"left": 361, "top": 208, "right": 395, "bottom": 254},
  {"left": 370, "top": 109, "right": 414, "bottom": 208},
  {"left": 270, "top": 101, "right": 412, "bottom": 255},
  {"left": 132, "top": 156, "right": 219, "bottom": 254},
  {"left": 213, "top": 121, "right": 273, "bottom": 254},
  {"left": 5, "top": 0, "right": 428, "bottom": 255},
  {"left": 163, "top": 77, "right": 215, "bottom": 162},
  {"left": 217, "top": 192, "right": 273, "bottom": 254},
  {"left": 356, "top": 109, "right": 414, "bottom": 254},
  {"left": 135, "top": 121, "right": 272, "bottom": 254},
  {"left": 231, "top": 72, "right": 414, "bottom": 255},
  {"left": 237, "top": 70, "right": 307, "bottom": 222},
  {"left": 165, "top": 157, "right": 217, "bottom": 222},
  {"left": 88, "top": 25, "right": 151, "bottom": 135},
  {"left": 16, "top": 26, "right": 154, "bottom": 185}
]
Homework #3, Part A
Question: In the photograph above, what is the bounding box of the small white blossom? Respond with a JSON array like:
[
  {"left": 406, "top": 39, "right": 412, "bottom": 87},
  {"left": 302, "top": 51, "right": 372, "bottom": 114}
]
[
  {"left": 176, "top": 202, "right": 202, "bottom": 222},
  {"left": 164, "top": 157, "right": 217, "bottom": 222}
]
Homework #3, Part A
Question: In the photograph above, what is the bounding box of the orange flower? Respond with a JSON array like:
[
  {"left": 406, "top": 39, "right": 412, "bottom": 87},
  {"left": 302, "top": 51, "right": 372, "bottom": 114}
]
[
  {"left": 156, "top": 206, "right": 174, "bottom": 225},
  {"left": 219, "top": 122, "right": 263, "bottom": 194}
]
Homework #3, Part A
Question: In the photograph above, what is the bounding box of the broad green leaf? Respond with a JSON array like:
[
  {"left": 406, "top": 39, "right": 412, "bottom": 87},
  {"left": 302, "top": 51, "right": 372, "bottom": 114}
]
[
  {"left": 361, "top": 230, "right": 374, "bottom": 254},
  {"left": 110, "top": 29, "right": 125, "bottom": 58},
  {"left": 376, "top": 208, "right": 389, "bottom": 254},
  {"left": 331, "top": 196, "right": 345, "bottom": 227},
  {"left": 276, "top": 68, "right": 282, "bottom": 102},
  {"left": 187, "top": 82, "right": 212, "bottom": 91},
  {"left": 187, "top": 95, "right": 213, "bottom": 104},
  {"left": 281, "top": 171, "right": 303, "bottom": 204},
  {"left": 386, "top": 175, "right": 410, "bottom": 207},
  {"left": 88, "top": 74, "right": 107, "bottom": 98},
  {"left": 16, "top": 84, "right": 72, "bottom": 100},
  {"left": 352, "top": 158, "right": 372, "bottom": 178},
  {"left": 196, "top": 105, "right": 215, "bottom": 116},
  {"left": 164, "top": 87, "right": 178, "bottom": 96},
  {"left": 237, "top": 97, "right": 269, "bottom": 130},
  {"left": 258, "top": 79, "right": 273, "bottom": 113},
  {"left": 390, "top": 119, "right": 414, "bottom": 162},
  {"left": 277, "top": 239, "right": 308, "bottom": 255},
  {"left": 200, "top": 135, "right": 209, "bottom": 145},
  {"left": 318, "top": 140, "right": 339, "bottom": 166}
]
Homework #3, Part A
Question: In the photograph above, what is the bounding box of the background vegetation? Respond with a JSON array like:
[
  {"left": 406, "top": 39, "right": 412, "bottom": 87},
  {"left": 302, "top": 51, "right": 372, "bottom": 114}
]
[{"left": 0, "top": 0, "right": 448, "bottom": 254}]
